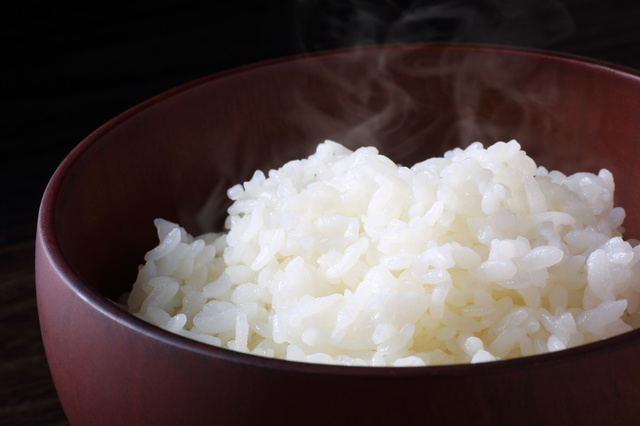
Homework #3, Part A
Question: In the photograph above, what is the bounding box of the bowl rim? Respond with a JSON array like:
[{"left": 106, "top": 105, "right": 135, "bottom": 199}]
[{"left": 38, "top": 42, "right": 640, "bottom": 377}]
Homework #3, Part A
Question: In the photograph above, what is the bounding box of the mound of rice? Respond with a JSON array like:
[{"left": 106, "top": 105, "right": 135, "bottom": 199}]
[{"left": 125, "top": 140, "right": 640, "bottom": 366}]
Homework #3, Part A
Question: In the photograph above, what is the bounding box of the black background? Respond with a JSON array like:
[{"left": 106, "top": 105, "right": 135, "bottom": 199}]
[
  {"left": 2, "top": 0, "right": 640, "bottom": 424},
  {"left": 4, "top": 0, "right": 640, "bottom": 248}
]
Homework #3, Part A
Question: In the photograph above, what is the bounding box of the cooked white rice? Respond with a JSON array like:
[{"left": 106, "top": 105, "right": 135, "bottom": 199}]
[{"left": 125, "top": 140, "right": 640, "bottom": 366}]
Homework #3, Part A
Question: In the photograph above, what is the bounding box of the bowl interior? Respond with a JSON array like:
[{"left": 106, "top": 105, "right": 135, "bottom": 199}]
[{"left": 48, "top": 44, "right": 640, "bottom": 302}]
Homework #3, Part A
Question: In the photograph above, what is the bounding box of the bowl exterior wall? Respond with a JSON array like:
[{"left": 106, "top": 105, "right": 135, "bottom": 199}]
[{"left": 36, "top": 228, "right": 640, "bottom": 424}]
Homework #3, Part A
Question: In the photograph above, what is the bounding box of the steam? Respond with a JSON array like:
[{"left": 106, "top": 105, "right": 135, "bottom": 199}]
[
  {"left": 295, "top": 0, "right": 574, "bottom": 51},
  {"left": 290, "top": 0, "right": 575, "bottom": 157}
]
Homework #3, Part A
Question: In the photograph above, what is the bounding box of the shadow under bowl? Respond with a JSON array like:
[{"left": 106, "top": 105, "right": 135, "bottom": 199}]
[{"left": 37, "top": 43, "right": 640, "bottom": 425}]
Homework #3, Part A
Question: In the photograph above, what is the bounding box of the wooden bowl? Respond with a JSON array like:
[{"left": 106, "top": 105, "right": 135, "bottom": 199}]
[{"left": 36, "top": 43, "right": 640, "bottom": 425}]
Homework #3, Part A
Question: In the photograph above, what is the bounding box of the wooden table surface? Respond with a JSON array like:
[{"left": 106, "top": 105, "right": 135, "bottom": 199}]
[{"left": 3, "top": 1, "right": 639, "bottom": 424}]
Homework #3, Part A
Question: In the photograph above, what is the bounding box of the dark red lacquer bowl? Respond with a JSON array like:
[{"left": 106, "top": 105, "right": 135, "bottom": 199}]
[{"left": 36, "top": 44, "right": 640, "bottom": 425}]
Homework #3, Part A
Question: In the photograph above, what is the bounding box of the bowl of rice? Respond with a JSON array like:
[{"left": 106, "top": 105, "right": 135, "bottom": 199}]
[{"left": 37, "top": 43, "right": 640, "bottom": 425}]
